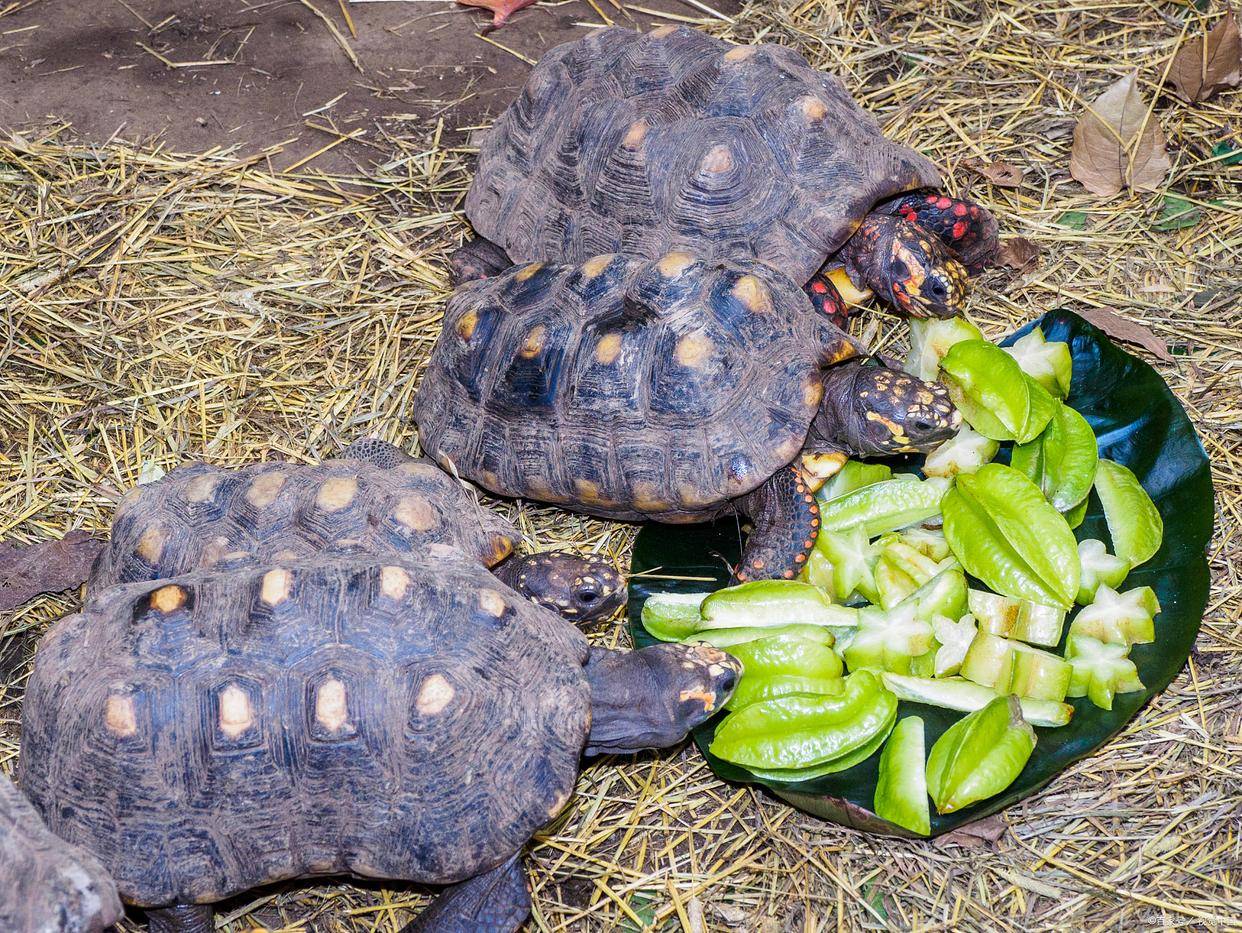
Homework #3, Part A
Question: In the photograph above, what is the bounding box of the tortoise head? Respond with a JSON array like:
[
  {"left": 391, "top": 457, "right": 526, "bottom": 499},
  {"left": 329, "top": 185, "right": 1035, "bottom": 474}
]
[
  {"left": 844, "top": 215, "right": 969, "bottom": 319},
  {"left": 815, "top": 360, "right": 960, "bottom": 457},
  {"left": 495, "top": 552, "right": 627, "bottom": 622}
]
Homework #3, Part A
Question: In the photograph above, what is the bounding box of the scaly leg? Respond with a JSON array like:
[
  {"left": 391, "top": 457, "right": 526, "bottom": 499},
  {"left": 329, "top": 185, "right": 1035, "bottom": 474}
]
[
  {"left": 733, "top": 466, "right": 821, "bottom": 583},
  {"left": 401, "top": 855, "right": 530, "bottom": 933},
  {"left": 147, "top": 905, "right": 214, "bottom": 933},
  {"left": 338, "top": 437, "right": 413, "bottom": 468},
  {"left": 448, "top": 236, "right": 512, "bottom": 287}
]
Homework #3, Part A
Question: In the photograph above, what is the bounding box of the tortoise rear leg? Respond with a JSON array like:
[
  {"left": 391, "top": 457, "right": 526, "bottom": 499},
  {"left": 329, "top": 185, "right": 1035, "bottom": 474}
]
[
  {"left": 448, "top": 236, "right": 512, "bottom": 287},
  {"left": 401, "top": 854, "right": 530, "bottom": 933},
  {"left": 733, "top": 466, "right": 821, "bottom": 583},
  {"left": 148, "top": 905, "right": 213, "bottom": 933}
]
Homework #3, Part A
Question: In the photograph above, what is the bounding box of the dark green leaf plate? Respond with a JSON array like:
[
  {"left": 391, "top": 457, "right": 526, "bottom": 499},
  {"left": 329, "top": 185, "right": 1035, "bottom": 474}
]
[{"left": 628, "top": 310, "right": 1214, "bottom": 837}]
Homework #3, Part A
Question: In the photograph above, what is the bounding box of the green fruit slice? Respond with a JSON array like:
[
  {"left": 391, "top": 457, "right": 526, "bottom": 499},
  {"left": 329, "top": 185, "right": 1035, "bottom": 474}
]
[
  {"left": 640, "top": 592, "right": 707, "bottom": 641},
  {"left": 926, "top": 695, "right": 1036, "bottom": 813},
  {"left": 1094, "top": 459, "right": 1164, "bottom": 567},
  {"left": 874, "top": 715, "right": 931, "bottom": 835},
  {"left": 942, "top": 464, "right": 1080, "bottom": 609},
  {"left": 700, "top": 580, "right": 858, "bottom": 629},
  {"left": 1011, "top": 402, "right": 1099, "bottom": 511}
]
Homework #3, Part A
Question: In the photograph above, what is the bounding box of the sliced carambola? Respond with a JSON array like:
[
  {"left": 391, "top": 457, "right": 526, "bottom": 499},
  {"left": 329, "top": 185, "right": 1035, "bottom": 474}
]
[
  {"left": 881, "top": 673, "right": 1074, "bottom": 728},
  {"left": 922, "top": 424, "right": 1000, "bottom": 479},
  {"left": 875, "top": 536, "right": 944, "bottom": 610},
  {"left": 813, "top": 525, "right": 880, "bottom": 604},
  {"left": 942, "top": 463, "right": 1080, "bottom": 609},
  {"left": 641, "top": 592, "right": 708, "bottom": 641},
  {"left": 938, "top": 340, "right": 1055, "bottom": 443},
  {"left": 1069, "top": 584, "right": 1160, "bottom": 646},
  {"left": 1076, "top": 539, "right": 1131, "bottom": 606},
  {"left": 874, "top": 716, "right": 931, "bottom": 835},
  {"left": 700, "top": 580, "right": 859, "bottom": 630},
  {"left": 1008, "top": 643, "right": 1072, "bottom": 702},
  {"left": 745, "top": 707, "right": 897, "bottom": 782},
  {"left": 1010, "top": 401, "right": 1098, "bottom": 511},
  {"left": 1094, "top": 459, "right": 1164, "bottom": 567},
  {"left": 898, "top": 566, "right": 969, "bottom": 623},
  {"left": 961, "top": 632, "right": 1070, "bottom": 701},
  {"left": 725, "top": 635, "right": 843, "bottom": 682},
  {"left": 842, "top": 604, "right": 936, "bottom": 674},
  {"left": 967, "top": 589, "right": 1066, "bottom": 646},
  {"left": 708, "top": 670, "right": 896, "bottom": 771},
  {"left": 1065, "top": 634, "right": 1145, "bottom": 710},
  {"left": 899, "top": 527, "right": 952, "bottom": 563},
  {"left": 905, "top": 315, "right": 986, "bottom": 381},
  {"left": 931, "top": 613, "right": 978, "bottom": 678},
  {"left": 685, "top": 624, "right": 835, "bottom": 650},
  {"left": 818, "top": 475, "right": 950, "bottom": 538},
  {"left": 926, "top": 695, "right": 1036, "bottom": 813},
  {"left": 1003, "top": 326, "right": 1073, "bottom": 398},
  {"left": 818, "top": 459, "right": 894, "bottom": 502}
]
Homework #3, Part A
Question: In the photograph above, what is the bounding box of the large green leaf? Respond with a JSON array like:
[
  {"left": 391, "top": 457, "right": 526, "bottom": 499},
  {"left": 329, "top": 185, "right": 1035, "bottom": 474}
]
[{"left": 628, "top": 309, "right": 1213, "bottom": 838}]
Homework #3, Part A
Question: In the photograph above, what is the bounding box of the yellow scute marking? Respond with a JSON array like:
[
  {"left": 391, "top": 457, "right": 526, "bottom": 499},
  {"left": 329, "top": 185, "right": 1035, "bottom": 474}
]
[
  {"left": 245, "top": 470, "right": 287, "bottom": 508},
  {"left": 261, "top": 568, "right": 293, "bottom": 606},
  {"left": 150, "top": 584, "right": 187, "bottom": 614},
  {"left": 731, "top": 274, "right": 770, "bottom": 313},
  {"left": 595, "top": 332, "right": 622, "bottom": 365},
  {"left": 315, "top": 677, "right": 349, "bottom": 732},
  {"left": 104, "top": 694, "right": 137, "bottom": 737},
  {"left": 316, "top": 476, "right": 358, "bottom": 512},
  {"left": 380, "top": 565, "right": 411, "bottom": 600},
  {"left": 675, "top": 331, "right": 714, "bottom": 369},
  {"left": 416, "top": 675, "right": 455, "bottom": 715},
  {"left": 218, "top": 685, "right": 254, "bottom": 738}
]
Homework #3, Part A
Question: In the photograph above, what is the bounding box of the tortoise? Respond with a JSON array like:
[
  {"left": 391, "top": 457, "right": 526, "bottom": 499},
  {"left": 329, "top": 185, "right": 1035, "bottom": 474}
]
[
  {"left": 90, "top": 440, "right": 625, "bottom": 622},
  {"left": 19, "top": 548, "right": 740, "bottom": 932},
  {"left": 1, "top": 774, "right": 122, "bottom": 933},
  {"left": 413, "top": 252, "right": 959, "bottom": 583},
  {"left": 451, "top": 25, "right": 999, "bottom": 321}
]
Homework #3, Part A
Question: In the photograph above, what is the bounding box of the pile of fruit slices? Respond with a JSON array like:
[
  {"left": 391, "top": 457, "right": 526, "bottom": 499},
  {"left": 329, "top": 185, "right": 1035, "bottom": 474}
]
[{"left": 641, "top": 319, "right": 1166, "bottom": 834}]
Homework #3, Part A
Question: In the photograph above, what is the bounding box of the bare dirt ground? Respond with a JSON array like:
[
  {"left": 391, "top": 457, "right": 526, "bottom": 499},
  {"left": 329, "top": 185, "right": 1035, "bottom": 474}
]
[{"left": 0, "top": 0, "right": 739, "bottom": 173}]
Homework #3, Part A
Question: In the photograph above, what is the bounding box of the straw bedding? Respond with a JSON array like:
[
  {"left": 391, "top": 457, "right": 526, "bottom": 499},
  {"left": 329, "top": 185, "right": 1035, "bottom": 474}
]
[{"left": 1, "top": 0, "right": 1238, "bottom": 928}]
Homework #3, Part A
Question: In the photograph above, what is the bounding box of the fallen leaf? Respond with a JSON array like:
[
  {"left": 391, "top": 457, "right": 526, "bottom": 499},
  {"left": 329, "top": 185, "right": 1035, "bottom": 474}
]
[
  {"left": 1211, "top": 140, "right": 1242, "bottom": 166},
  {"left": 1152, "top": 194, "right": 1202, "bottom": 231},
  {"left": 0, "top": 531, "right": 103, "bottom": 612},
  {"left": 966, "top": 158, "right": 1026, "bottom": 187},
  {"left": 1077, "top": 307, "right": 1174, "bottom": 362},
  {"left": 934, "top": 814, "right": 1008, "bottom": 849},
  {"left": 998, "top": 236, "right": 1041, "bottom": 271},
  {"left": 1056, "top": 210, "right": 1089, "bottom": 230},
  {"left": 1070, "top": 72, "right": 1172, "bottom": 196},
  {"left": 457, "top": 0, "right": 537, "bottom": 26},
  {"left": 1168, "top": 13, "right": 1241, "bottom": 102}
]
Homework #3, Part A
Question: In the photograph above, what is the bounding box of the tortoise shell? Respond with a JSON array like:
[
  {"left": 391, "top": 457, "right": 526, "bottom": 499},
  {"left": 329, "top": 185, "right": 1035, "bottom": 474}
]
[
  {"left": 466, "top": 25, "right": 942, "bottom": 284},
  {"left": 412, "top": 253, "right": 859, "bottom": 522},
  {"left": 90, "top": 458, "right": 518, "bottom": 590},
  {"left": 1, "top": 774, "right": 122, "bottom": 933},
  {"left": 19, "top": 549, "right": 591, "bottom": 908}
]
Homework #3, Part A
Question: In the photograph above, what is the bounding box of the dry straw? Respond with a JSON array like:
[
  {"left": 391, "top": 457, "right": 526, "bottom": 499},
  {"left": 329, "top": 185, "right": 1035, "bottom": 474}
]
[{"left": 1, "top": 0, "right": 1238, "bottom": 929}]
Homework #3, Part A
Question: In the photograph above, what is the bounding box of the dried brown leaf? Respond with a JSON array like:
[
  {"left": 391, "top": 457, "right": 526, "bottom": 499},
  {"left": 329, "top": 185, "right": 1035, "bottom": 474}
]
[
  {"left": 0, "top": 531, "right": 103, "bottom": 612},
  {"left": 1070, "top": 72, "right": 1172, "bottom": 196},
  {"left": 457, "top": 0, "right": 537, "bottom": 26},
  {"left": 934, "top": 814, "right": 1008, "bottom": 849},
  {"left": 998, "top": 236, "right": 1041, "bottom": 271},
  {"left": 1077, "top": 307, "right": 1174, "bottom": 362},
  {"left": 1168, "top": 13, "right": 1241, "bottom": 103},
  {"left": 966, "top": 158, "right": 1025, "bottom": 188}
]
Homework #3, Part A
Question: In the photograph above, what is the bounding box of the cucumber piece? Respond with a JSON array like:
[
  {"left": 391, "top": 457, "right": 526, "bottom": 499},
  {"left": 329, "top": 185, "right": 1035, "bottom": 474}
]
[
  {"left": 874, "top": 716, "right": 931, "bottom": 835},
  {"left": 683, "top": 624, "right": 835, "bottom": 649},
  {"left": 700, "top": 580, "right": 859, "bottom": 630},
  {"left": 880, "top": 673, "right": 1074, "bottom": 728},
  {"left": 641, "top": 592, "right": 708, "bottom": 641}
]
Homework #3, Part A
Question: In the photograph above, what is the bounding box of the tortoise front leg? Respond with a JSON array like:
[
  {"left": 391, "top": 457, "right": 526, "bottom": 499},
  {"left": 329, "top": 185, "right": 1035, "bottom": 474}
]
[
  {"left": 584, "top": 645, "right": 740, "bottom": 755},
  {"left": 147, "top": 905, "right": 214, "bottom": 933},
  {"left": 733, "top": 466, "right": 821, "bottom": 583},
  {"left": 448, "top": 236, "right": 513, "bottom": 287},
  {"left": 401, "top": 855, "right": 530, "bottom": 933}
]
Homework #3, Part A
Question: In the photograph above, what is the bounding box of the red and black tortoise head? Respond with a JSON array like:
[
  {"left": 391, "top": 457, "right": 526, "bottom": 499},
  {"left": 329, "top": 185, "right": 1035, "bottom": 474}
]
[{"left": 841, "top": 214, "right": 970, "bottom": 319}]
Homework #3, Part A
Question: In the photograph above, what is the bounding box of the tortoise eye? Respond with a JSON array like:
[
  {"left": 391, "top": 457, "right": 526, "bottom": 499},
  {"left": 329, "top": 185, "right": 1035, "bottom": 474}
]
[{"left": 914, "top": 419, "right": 933, "bottom": 432}]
